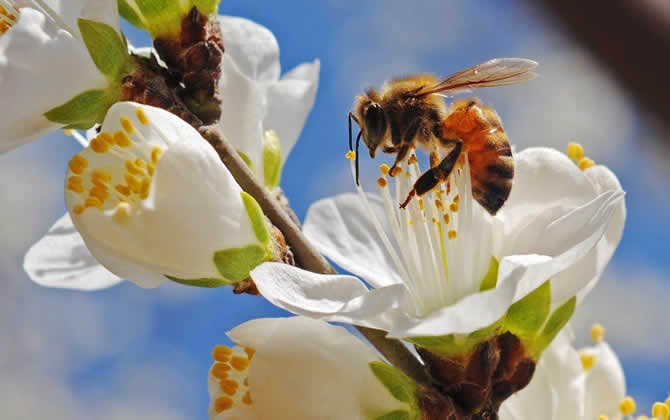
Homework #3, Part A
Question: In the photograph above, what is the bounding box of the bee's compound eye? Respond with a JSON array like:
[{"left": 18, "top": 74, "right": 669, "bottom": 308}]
[{"left": 365, "top": 103, "right": 386, "bottom": 144}]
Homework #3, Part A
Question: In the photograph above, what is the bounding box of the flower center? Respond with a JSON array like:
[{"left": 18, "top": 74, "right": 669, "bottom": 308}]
[
  {"left": 347, "top": 151, "right": 494, "bottom": 317},
  {"left": 210, "top": 345, "right": 255, "bottom": 415},
  {"left": 66, "top": 108, "right": 164, "bottom": 223},
  {"left": 0, "top": 1, "right": 19, "bottom": 35}
]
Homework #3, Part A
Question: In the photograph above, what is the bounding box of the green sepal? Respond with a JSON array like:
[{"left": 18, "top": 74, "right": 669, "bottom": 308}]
[
  {"left": 131, "top": 0, "right": 186, "bottom": 37},
  {"left": 44, "top": 87, "right": 120, "bottom": 129},
  {"left": 369, "top": 361, "right": 418, "bottom": 405},
  {"left": 240, "top": 191, "right": 270, "bottom": 245},
  {"left": 237, "top": 150, "right": 254, "bottom": 171},
  {"left": 118, "top": 0, "right": 146, "bottom": 29},
  {"left": 213, "top": 244, "right": 268, "bottom": 283},
  {"left": 165, "top": 275, "right": 232, "bottom": 288},
  {"left": 77, "top": 19, "right": 132, "bottom": 81},
  {"left": 531, "top": 296, "right": 576, "bottom": 357},
  {"left": 374, "top": 410, "right": 412, "bottom": 420},
  {"left": 262, "top": 129, "right": 282, "bottom": 188},
  {"left": 503, "top": 280, "right": 551, "bottom": 340},
  {"left": 406, "top": 319, "right": 503, "bottom": 357},
  {"left": 479, "top": 257, "right": 499, "bottom": 291},
  {"left": 191, "top": 0, "right": 219, "bottom": 14}
]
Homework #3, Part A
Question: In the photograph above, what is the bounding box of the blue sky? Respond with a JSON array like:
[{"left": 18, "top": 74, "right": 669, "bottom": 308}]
[{"left": 1, "top": 1, "right": 668, "bottom": 418}]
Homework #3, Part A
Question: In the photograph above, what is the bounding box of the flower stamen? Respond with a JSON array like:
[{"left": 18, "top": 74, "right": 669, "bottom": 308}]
[
  {"left": 209, "top": 345, "right": 255, "bottom": 415},
  {"left": 0, "top": 1, "right": 19, "bottom": 35}
]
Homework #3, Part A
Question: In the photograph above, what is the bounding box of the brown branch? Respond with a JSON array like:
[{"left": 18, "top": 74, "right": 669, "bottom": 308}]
[
  {"left": 199, "top": 124, "right": 430, "bottom": 387},
  {"left": 531, "top": 0, "right": 670, "bottom": 131}
]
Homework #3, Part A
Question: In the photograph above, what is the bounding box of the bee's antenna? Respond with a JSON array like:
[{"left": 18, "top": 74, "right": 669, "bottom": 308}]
[
  {"left": 348, "top": 112, "right": 353, "bottom": 151},
  {"left": 355, "top": 131, "right": 362, "bottom": 186}
]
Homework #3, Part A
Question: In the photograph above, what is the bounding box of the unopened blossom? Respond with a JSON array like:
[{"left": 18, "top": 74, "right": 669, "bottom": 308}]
[
  {"left": 0, "top": 0, "right": 120, "bottom": 152},
  {"left": 26, "top": 102, "right": 280, "bottom": 289},
  {"left": 208, "top": 316, "right": 425, "bottom": 420},
  {"left": 500, "top": 324, "right": 632, "bottom": 420},
  {"left": 218, "top": 16, "right": 319, "bottom": 188},
  {"left": 252, "top": 146, "right": 625, "bottom": 340}
]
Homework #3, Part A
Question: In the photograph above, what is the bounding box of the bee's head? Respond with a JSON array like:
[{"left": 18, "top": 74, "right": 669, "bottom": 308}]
[{"left": 354, "top": 90, "right": 387, "bottom": 158}]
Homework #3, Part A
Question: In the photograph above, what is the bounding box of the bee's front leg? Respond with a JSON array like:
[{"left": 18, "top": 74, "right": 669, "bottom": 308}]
[{"left": 388, "top": 143, "right": 411, "bottom": 177}]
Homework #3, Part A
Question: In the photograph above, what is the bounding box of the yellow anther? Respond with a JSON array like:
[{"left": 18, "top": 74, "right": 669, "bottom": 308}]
[
  {"left": 390, "top": 166, "right": 402, "bottom": 177},
  {"left": 345, "top": 150, "right": 356, "bottom": 160},
  {"left": 151, "top": 146, "right": 163, "bottom": 164},
  {"left": 432, "top": 217, "right": 437, "bottom": 224},
  {"left": 90, "top": 137, "right": 109, "bottom": 153},
  {"left": 667, "top": 397, "right": 670, "bottom": 407},
  {"left": 211, "top": 362, "right": 231, "bottom": 379},
  {"left": 591, "top": 323, "right": 606, "bottom": 343},
  {"left": 243, "top": 378, "right": 249, "bottom": 387},
  {"left": 212, "top": 345, "right": 233, "bottom": 362},
  {"left": 89, "top": 186, "right": 109, "bottom": 202},
  {"left": 578, "top": 157, "right": 595, "bottom": 171},
  {"left": 135, "top": 107, "right": 149, "bottom": 125},
  {"left": 597, "top": 416, "right": 608, "bottom": 420},
  {"left": 214, "top": 396, "right": 233, "bottom": 413},
  {"left": 435, "top": 199, "right": 443, "bottom": 210},
  {"left": 408, "top": 154, "right": 418, "bottom": 164},
  {"left": 418, "top": 198, "right": 424, "bottom": 210},
  {"left": 125, "top": 160, "right": 144, "bottom": 176},
  {"left": 244, "top": 347, "right": 256, "bottom": 360},
  {"left": 230, "top": 355, "right": 250, "bottom": 372},
  {"left": 98, "top": 132, "right": 113, "bottom": 145},
  {"left": 67, "top": 176, "right": 84, "bottom": 193},
  {"left": 448, "top": 229, "right": 457, "bottom": 240},
  {"left": 114, "top": 130, "right": 133, "bottom": 148},
  {"left": 63, "top": 129, "right": 73, "bottom": 136},
  {"left": 652, "top": 402, "right": 670, "bottom": 420},
  {"left": 120, "top": 116, "right": 135, "bottom": 134},
  {"left": 91, "top": 170, "right": 111, "bottom": 188},
  {"left": 147, "top": 163, "right": 155, "bottom": 176},
  {"left": 140, "top": 177, "right": 151, "bottom": 199},
  {"left": 636, "top": 416, "right": 649, "bottom": 420},
  {"left": 567, "top": 142, "right": 584, "bottom": 161},
  {"left": 115, "top": 184, "right": 130, "bottom": 197},
  {"left": 408, "top": 219, "right": 413, "bottom": 226},
  {"left": 73, "top": 204, "right": 85, "bottom": 215},
  {"left": 380, "top": 163, "right": 390, "bottom": 175},
  {"left": 377, "top": 177, "right": 387, "bottom": 188},
  {"left": 84, "top": 197, "right": 103, "bottom": 209},
  {"left": 242, "top": 391, "right": 252, "bottom": 405},
  {"left": 449, "top": 202, "right": 459, "bottom": 212},
  {"left": 619, "top": 396, "right": 637, "bottom": 415},
  {"left": 579, "top": 351, "right": 598, "bottom": 371},
  {"left": 220, "top": 379, "right": 239, "bottom": 396},
  {"left": 134, "top": 158, "right": 147, "bottom": 168},
  {"left": 112, "top": 202, "right": 131, "bottom": 223},
  {"left": 125, "top": 173, "right": 141, "bottom": 193},
  {"left": 68, "top": 155, "right": 88, "bottom": 175},
  {"left": 443, "top": 213, "right": 450, "bottom": 224},
  {"left": 453, "top": 194, "right": 460, "bottom": 203}
]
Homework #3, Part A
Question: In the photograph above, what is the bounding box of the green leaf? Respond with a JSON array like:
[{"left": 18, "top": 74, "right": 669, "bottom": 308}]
[
  {"left": 479, "top": 257, "right": 499, "bottom": 292},
  {"left": 504, "top": 280, "right": 551, "bottom": 339},
  {"left": 369, "top": 361, "right": 418, "bottom": 404},
  {"left": 240, "top": 191, "right": 270, "bottom": 245},
  {"left": 77, "top": 19, "right": 132, "bottom": 81},
  {"left": 532, "top": 296, "right": 576, "bottom": 357},
  {"left": 118, "top": 0, "right": 146, "bottom": 29},
  {"left": 165, "top": 275, "right": 232, "bottom": 288},
  {"left": 44, "top": 88, "right": 119, "bottom": 129},
  {"left": 375, "top": 410, "right": 412, "bottom": 420},
  {"left": 213, "top": 244, "right": 268, "bottom": 283},
  {"left": 262, "top": 129, "right": 282, "bottom": 188}
]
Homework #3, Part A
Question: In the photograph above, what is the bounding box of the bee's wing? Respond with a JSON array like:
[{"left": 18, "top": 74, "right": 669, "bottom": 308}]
[{"left": 415, "top": 58, "right": 538, "bottom": 97}]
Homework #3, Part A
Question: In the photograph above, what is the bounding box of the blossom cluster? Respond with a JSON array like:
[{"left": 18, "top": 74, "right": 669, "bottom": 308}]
[{"left": 1, "top": 1, "right": 662, "bottom": 419}]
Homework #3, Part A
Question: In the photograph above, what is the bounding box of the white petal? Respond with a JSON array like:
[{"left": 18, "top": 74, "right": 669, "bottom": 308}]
[
  {"left": 23, "top": 213, "right": 122, "bottom": 290},
  {"left": 499, "top": 359, "right": 555, "bottom": 420},
  {"left": 252, "top": 262, "right": 411, "bottom": 331},
  {"left": 218, "top": 16, "right": 280, "bottom": 82},
  {"left": 264, "top": 59, "right": 320, "bottom": 165},
  {"left": 227, "top": 317, "right": 408, "bottom": 419},
  {"left": 37, "top": 0, "right": 120, "bottom": 33},
  {"left": 303, "top": 194, "right": 404, "bottom": 288},
  {"left": 582, "top": 342, "right": 626, "bottom": 420},
  {"left": 67, "top": 103, "right": 260, "bottom": 282},
  {"left": 0, "top": 8, "right": 107, "bottom": 152}
]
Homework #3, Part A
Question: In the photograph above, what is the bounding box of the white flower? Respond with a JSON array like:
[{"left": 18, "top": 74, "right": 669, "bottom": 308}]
[
  {"left": 208, "top": 316, "right": 417, "bottom": 420},
  {"left": 27, "top": 101, "right": 276, "bottom": 289},
  {"left": 0, "top": 0, "right": 119, "bottom": 152},
  {"left": 218, "top": 15, "right": 319, "bottom": 188},
  {"left": 500, "top": 325, "right": 627, "bottom": 420},
  {"left": 251, "top": 147, "right": 625, "bottom": 339}
]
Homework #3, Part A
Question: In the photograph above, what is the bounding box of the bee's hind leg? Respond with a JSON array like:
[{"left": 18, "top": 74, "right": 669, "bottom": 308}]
[{"left": 400, "top": 139, "right": 462, "bottom": 209}]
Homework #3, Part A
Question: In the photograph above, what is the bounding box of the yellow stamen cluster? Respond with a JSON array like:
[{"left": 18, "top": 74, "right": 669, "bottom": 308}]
[
  {"left": 66, "top": 114, "right": 163, "bottom": 220},
  {"left": 210, "top": 345, "right": 255, "bottom": 414},
  {"left": 652, "top": 402, "right": 670, "bottom": 420},
  {"left": 579, "top": 350, "right": 598, "bottom": 371},
  {"left": 0, "top": 2, "right": 18, "bottom": 35},
  {"left": 566, "top": 142, "right": 596, "bottom": 171},
  {"left": 619, "top": 396, "right": 637, "bottom": 415}
]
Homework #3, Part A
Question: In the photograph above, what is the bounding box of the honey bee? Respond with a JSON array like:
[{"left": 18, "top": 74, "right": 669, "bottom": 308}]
[{"left": 349, "top": 58, "right": 537, "bottom": 215}]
